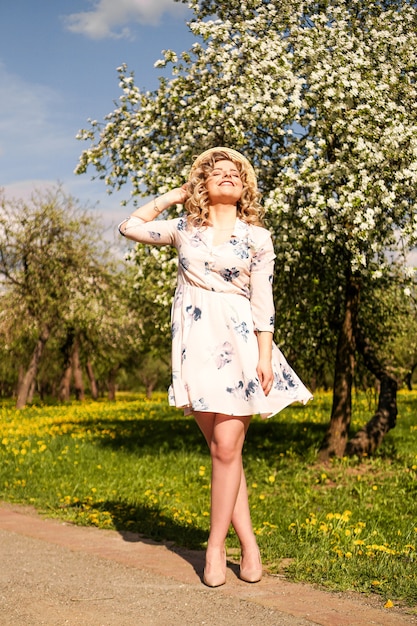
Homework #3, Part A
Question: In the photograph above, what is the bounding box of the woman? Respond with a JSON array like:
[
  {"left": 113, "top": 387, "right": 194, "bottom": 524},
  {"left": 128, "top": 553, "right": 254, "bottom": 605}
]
[{"left": 119, "top": 147, "right": 312, "bottom": 587}]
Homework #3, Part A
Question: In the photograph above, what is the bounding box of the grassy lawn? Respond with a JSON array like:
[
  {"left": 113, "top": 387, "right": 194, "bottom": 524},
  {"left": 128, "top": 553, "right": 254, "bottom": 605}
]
[{"left": 0, "top": 390, "right": 416, "bottom": 608}]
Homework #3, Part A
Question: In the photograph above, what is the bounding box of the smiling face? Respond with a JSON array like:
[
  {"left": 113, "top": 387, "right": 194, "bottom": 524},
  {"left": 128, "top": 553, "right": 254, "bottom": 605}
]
[
  {"left": 186, "top": 148, "right": 263, "bottom": 227},
  {"left": 205, "top": 159, "right": 244, "bottom": 206}
]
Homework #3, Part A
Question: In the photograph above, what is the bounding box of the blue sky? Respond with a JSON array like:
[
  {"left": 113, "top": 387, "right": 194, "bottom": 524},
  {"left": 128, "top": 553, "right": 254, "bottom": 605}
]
[{"left": 0, "top": 0, "right": 194, "bottom": 235}]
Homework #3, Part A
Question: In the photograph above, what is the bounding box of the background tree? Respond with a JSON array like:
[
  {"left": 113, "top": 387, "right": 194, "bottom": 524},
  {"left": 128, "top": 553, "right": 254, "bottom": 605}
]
[
  {"left": 0, "top": 291, "right": 28, "bottom": 398},
  {"left": 76, "top": 0, "right": 417, "bottom": 458},
  {"left": 123, "top": 244, "right": 176, "bottom": 397},
  {"left": 0, "top": 186, "right": 120, "bottom": 407}
]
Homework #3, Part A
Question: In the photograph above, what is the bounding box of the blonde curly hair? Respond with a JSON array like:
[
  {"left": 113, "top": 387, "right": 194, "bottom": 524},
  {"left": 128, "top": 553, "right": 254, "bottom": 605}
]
[{"left": 185, "top": 147, "right": 264, "bottom": 227}]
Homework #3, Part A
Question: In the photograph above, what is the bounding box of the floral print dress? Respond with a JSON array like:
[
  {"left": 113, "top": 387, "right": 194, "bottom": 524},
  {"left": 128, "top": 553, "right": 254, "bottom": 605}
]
[{"left": 120, "top": 215, "right": 312, "bottom": 418}]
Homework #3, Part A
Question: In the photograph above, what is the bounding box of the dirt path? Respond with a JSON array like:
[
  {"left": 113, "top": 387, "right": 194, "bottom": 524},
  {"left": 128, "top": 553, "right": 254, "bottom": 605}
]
[{"left": 0, "top": 503, "right": 415, "bottom": 626}]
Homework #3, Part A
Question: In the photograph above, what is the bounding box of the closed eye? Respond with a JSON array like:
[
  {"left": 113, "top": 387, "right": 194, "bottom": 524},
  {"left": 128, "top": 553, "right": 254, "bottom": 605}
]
[{"left": 210, "top": 168, "right": 241, "bottom": 178}]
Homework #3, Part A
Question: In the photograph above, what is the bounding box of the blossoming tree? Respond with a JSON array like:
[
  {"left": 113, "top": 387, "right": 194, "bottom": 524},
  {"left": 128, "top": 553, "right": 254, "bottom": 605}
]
[
  {"left": 76, "top": 0, "right": 417, "bottom": 459},
  {"left": 0, "top": 187, "right": 137, "bottom": 408}
]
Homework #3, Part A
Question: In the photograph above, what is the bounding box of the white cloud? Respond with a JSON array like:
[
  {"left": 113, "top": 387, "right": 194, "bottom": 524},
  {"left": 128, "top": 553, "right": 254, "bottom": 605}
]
[
  {"left": 63, "top": 0, "right": 188, "bottom": 40},
  {"left": 0, "top": 62, "right": 73, "bottom": 180},
  {"left": 0, "top": 63, "right": 55, "bottom": 142},
  {"left": 2, "top": 180, "right": 57, "bottom": 202},
  {"left": 0, "top": 61, "right": 135, "bottom": 235}
]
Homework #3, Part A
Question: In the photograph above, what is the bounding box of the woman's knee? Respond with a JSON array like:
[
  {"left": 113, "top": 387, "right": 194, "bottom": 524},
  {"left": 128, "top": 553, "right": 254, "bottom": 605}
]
[
  {"left": 209, "top": 438, "right": 240, "bottom": 465},
  {"left": 210, "top": 429, "right": 245, "bottom": 464}
]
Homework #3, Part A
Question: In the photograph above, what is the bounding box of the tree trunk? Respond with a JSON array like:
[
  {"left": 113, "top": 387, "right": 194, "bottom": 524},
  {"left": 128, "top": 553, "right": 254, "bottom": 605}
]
[
  {"left": 404, "top": 362, "right": 417, "bottom": 391},
  {"left": 318, "top": 274, "right": 359, "bottom": 461},
  {"left": 86, "top": 360, "right": 98, "bottom": 400},
  {"left": 58, "top": 364, "right": 72, "bottom": 402},
  {"left": 140, "top": 371, "right": 159, "bottom": 399},
  {"left": 16, "top": 325, "right": 50, "bottom": 409},
  {"left": 27, "top": 379, "right": 36, "bottom": 404},
  {"left": 72, "top": 336, "right": 85, "bottom": 401},
  {"left": 345, "top": 329, "right": 397, "bottom": 457},
  {"left": 107, "top": 367, "right": 119, "bottom": 401},
  {"left": 58, "top": 329, "right": 75, "bottom": 402},
  {"left": 145, "top": 379, "right": 157, "bottom": 399},
  {"left": 15, "top": 366, "right": 25, "bottom": 398}
]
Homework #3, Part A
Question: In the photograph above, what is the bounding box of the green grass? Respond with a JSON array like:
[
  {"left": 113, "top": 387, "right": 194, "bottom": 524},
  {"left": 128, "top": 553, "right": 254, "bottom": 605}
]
[{"left": 1, "top": 390, "right": 416, "bottom": 610}]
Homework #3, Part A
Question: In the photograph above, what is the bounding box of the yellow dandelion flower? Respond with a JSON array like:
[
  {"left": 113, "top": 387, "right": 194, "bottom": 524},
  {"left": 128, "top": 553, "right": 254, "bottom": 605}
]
[{"left": 384, "top": 600, "right": 394, "bottom": 609}]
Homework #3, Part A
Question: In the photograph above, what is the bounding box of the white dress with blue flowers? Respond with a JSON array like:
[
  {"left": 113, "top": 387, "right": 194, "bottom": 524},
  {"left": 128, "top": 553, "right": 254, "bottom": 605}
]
[{"left": 120, "top": 216, "right": 312, "bottom": 418}]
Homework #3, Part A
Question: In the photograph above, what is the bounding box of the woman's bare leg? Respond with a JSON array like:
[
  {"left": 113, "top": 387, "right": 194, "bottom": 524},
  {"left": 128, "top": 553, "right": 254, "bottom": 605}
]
[
  {"left": 194, "top": 411, "right": 261, "bottom": 584},
  {"left": 231, "top": 465, "right": 262, "bottom": 581},
  {"left": 230, "top": 463, "right": 261, "bottom": 562}
]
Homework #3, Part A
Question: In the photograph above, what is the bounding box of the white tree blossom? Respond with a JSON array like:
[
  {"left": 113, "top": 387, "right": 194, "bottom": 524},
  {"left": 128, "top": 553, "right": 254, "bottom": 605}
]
[{"left": 76, "top": 0, "right": 417, "bottom": 274}]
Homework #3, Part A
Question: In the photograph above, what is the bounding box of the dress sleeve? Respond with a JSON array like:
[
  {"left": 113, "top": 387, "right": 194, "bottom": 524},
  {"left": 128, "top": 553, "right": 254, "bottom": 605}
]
[
  {"left": 118, "top": 216, "right": 179, "bottom": 246},
  {"left": 249, "top": 229, "right": 276, "bottom": 332}
]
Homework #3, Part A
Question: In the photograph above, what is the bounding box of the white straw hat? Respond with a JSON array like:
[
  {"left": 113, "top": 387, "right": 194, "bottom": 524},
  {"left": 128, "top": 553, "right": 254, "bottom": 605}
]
[{"left": 189, "top": 147, "right": 257, "bottom": 188}]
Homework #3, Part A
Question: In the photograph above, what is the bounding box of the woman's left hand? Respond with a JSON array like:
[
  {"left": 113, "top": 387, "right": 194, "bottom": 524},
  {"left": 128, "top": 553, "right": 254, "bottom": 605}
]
[{"left": 257, "top": 358, "right": 274, "bottom": 396}]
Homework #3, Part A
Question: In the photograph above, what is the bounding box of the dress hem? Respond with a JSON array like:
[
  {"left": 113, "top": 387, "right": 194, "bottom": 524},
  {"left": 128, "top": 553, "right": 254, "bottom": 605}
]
[{"left": 170, "top": 395, "right": 312, "bottom": 419}]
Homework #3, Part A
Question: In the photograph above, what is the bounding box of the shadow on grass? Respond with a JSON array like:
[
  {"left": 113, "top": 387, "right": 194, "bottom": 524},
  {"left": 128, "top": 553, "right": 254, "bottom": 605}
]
[
  {"left": 248, "top": 411, "right": 325, "bottom": 459},
  {"left": 91, "top": 498, "right": 207, "bottom": 547},
  {"left": 69, "top": 409, "right": 326, "bottom": 460}
]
